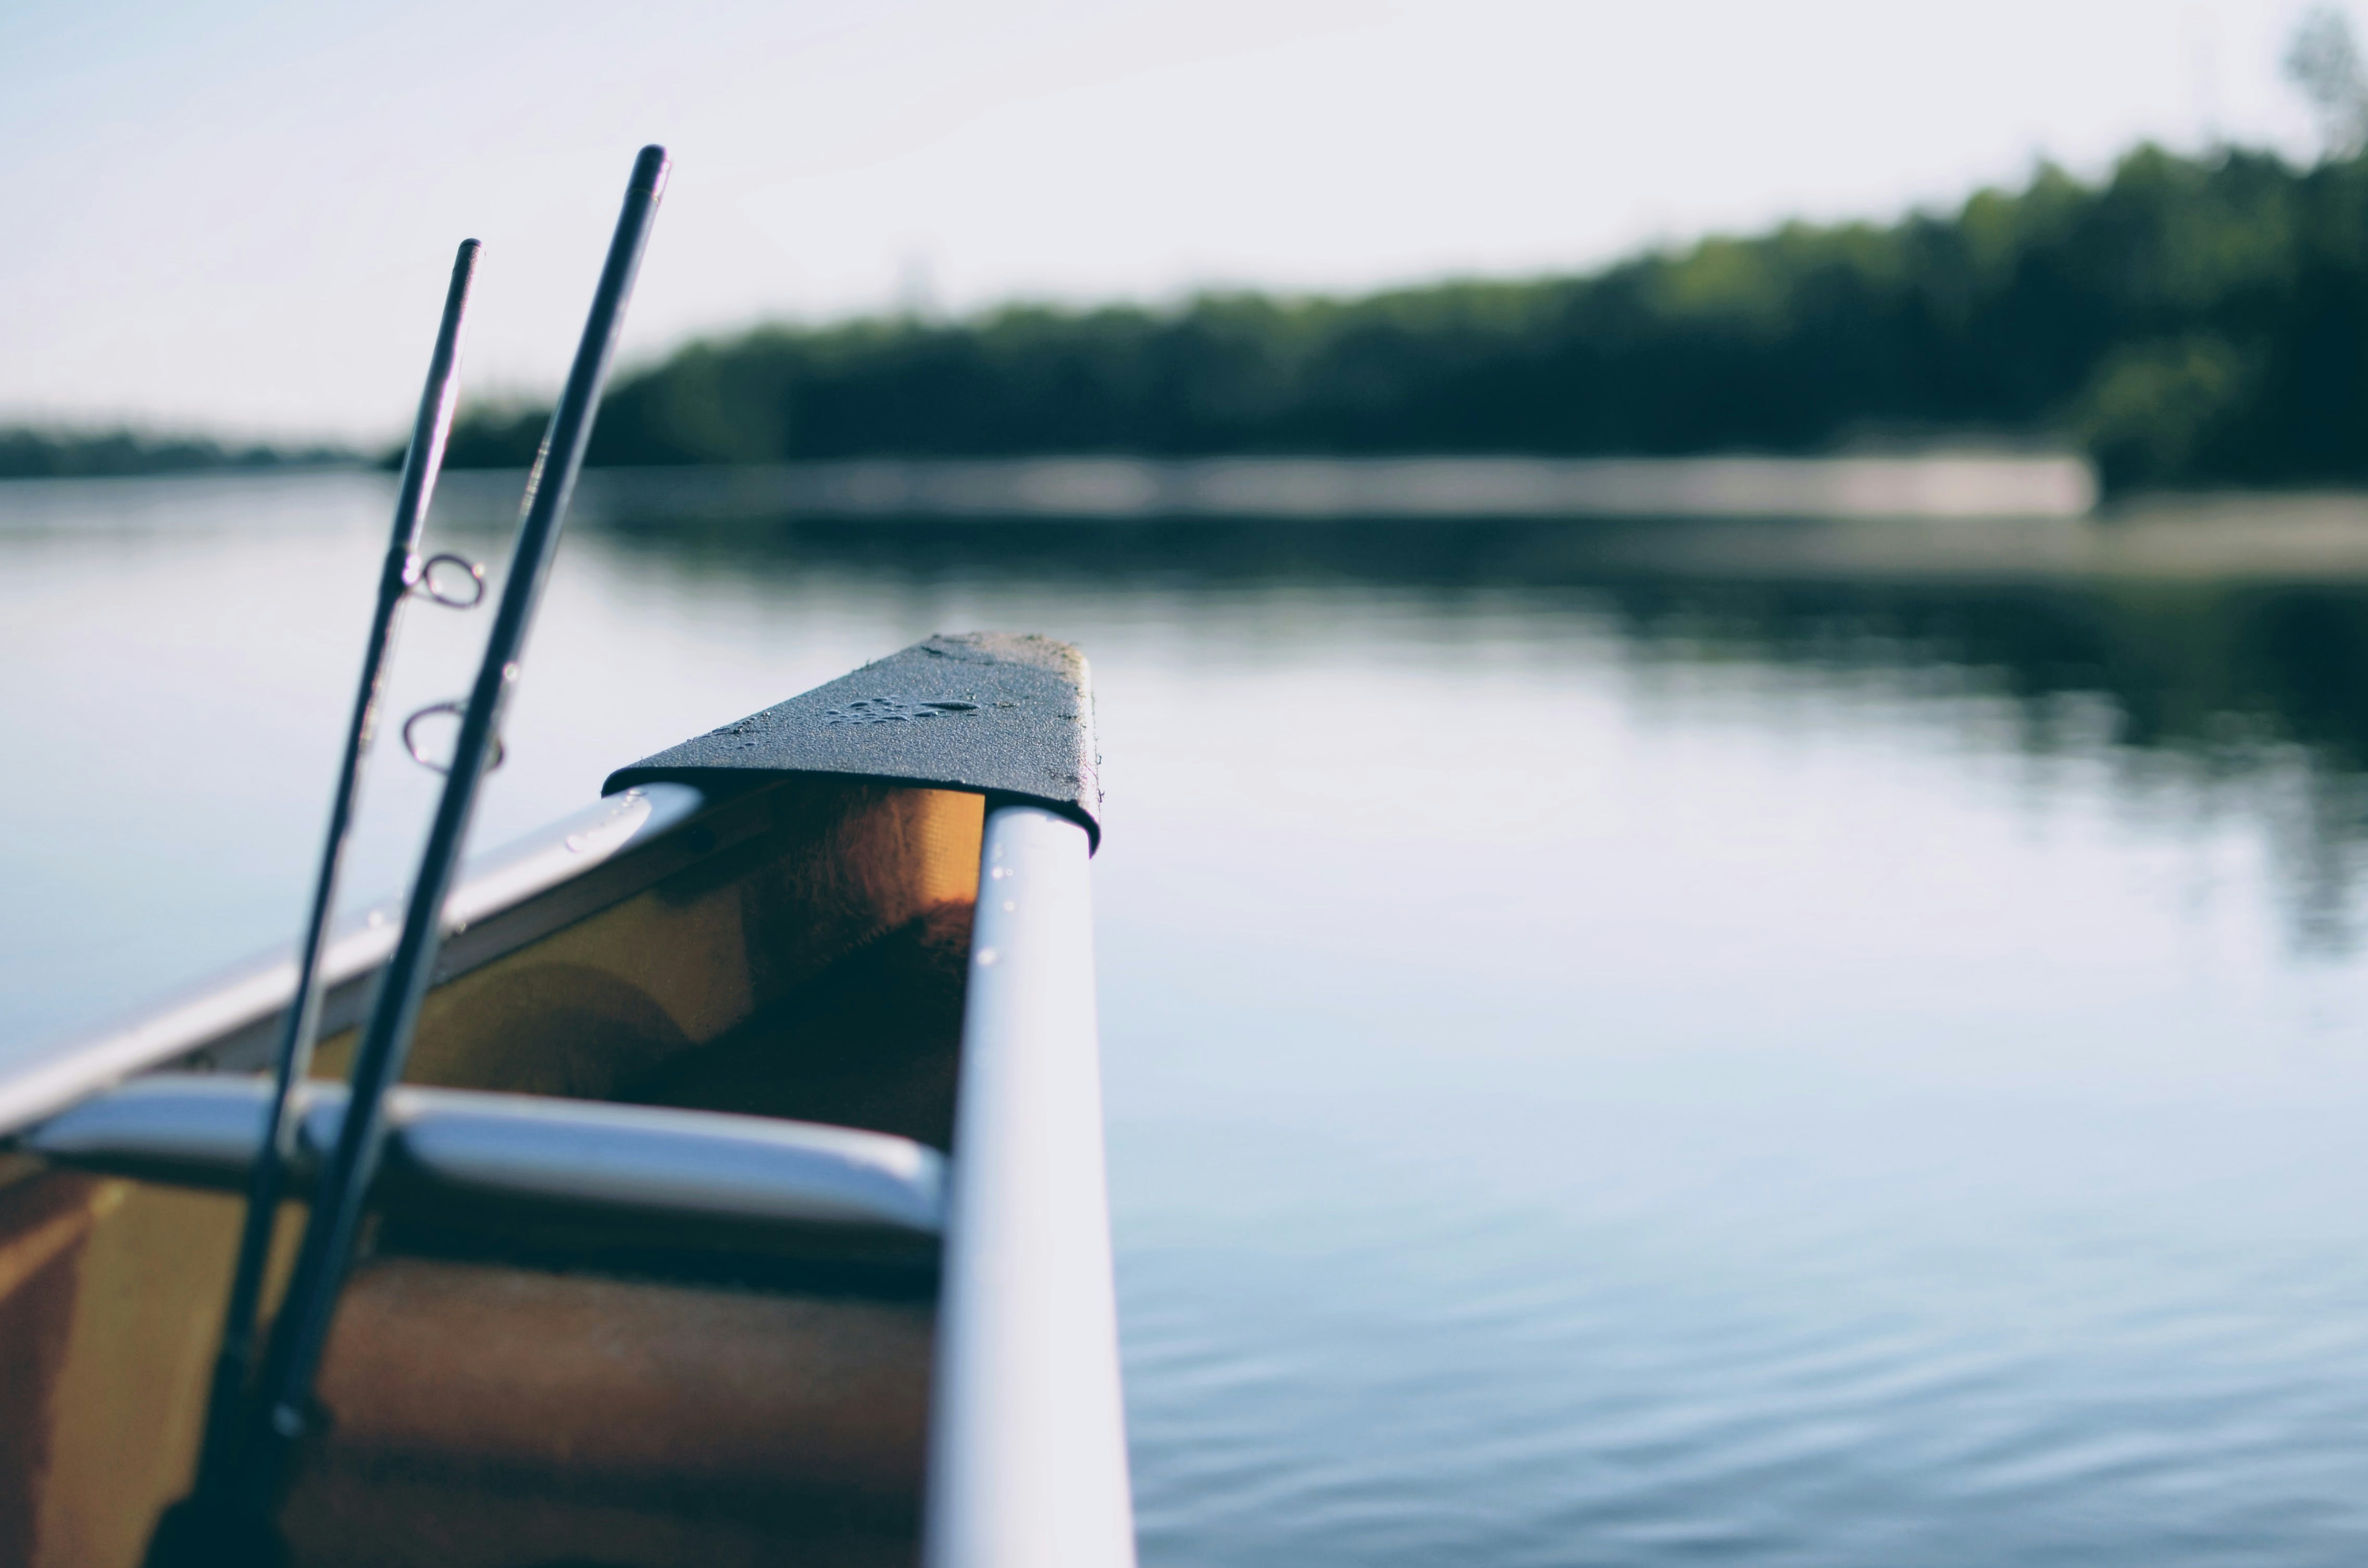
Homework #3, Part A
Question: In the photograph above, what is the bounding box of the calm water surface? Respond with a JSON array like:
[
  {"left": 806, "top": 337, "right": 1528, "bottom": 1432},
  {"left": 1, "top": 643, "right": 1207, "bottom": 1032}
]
[{"left": 8, "top": 473, "right": 2368, "bottom": 1565}]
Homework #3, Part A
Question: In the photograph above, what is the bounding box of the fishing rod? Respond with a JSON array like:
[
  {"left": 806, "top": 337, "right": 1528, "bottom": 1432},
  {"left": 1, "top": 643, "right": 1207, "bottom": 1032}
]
[
  {"left": 151, "top": 144, "right": 669, "bottom": 1565},
  {"left": 140, "top": 234, "right": 484, "bottom": 1564}
]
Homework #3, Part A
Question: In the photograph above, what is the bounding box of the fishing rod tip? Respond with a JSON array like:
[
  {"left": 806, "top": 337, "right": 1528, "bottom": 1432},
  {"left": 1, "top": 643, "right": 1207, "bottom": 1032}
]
[
  {"left": 631, "top": 144, "right": 671, "bottom": 199},
  {"left": 444, "top": 237, "right": 483, "bottom": 298}
]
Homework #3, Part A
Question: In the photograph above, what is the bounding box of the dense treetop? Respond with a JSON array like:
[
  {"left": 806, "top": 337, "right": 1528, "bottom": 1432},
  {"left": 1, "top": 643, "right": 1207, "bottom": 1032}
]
[
  {"left": 408, "top": 145, "right": 2364, "bottom": 494},
  {"left": 0, "top": 429, "right": 346, "bottom": 481},
  {"left": 12, "top": 143, "right": 2368, "bottom": 493}
]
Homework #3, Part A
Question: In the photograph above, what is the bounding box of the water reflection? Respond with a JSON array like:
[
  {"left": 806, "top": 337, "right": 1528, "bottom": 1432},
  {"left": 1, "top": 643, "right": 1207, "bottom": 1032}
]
[
  {"left": 592, "top": 508, "right": 2368, "bottom": 956},
  {"left": 11, "top": 476, "right": 2368, "bottom": 1567}
]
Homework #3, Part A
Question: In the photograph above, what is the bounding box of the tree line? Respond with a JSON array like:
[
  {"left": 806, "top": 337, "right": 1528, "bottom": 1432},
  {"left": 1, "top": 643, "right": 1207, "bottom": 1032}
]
[
  {"left": 420, "top": 144, "right": 2368, "bottom": 495},
  {"left": 0, "top": 429, "right": 348, "bottom": 481},
  {"left": 11, "top": 142, "right": 2367, "bottom": 493}
]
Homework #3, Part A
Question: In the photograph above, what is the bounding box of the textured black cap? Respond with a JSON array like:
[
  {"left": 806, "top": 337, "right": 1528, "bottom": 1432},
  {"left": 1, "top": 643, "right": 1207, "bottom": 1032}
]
[
  {"left": 630, "top": 144, "right": 670, "bottom": 197},
  {"left": 602, "top": 633, "right": 1102, "bottom": 850}
]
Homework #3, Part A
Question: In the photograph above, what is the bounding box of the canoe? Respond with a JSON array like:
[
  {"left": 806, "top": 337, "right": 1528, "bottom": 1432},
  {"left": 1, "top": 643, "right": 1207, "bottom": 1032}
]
[{"left": 0, "top": 632, "right": 1131, "bottom": 1568}]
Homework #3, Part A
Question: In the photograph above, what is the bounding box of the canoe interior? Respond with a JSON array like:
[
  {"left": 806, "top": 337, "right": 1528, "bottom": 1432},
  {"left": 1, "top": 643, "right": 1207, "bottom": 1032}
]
[{"left": 0, "top": 777, "right": 985, "bottom": 1568}]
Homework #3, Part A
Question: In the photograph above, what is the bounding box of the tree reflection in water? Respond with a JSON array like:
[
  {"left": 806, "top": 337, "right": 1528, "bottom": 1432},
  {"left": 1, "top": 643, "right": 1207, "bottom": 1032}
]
[{"left": 592, "top": 507, "right": 2368, "bottom": 956}]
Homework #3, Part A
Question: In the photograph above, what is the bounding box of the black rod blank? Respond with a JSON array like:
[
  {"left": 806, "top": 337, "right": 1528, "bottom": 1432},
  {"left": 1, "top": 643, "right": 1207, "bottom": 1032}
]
[
  {"left": 231, "top": 143, "right": 668, "bottom": 1521},
  {"left": 143, "top": 238, "right": 483, "bottom": 1568},
  {"left": 214, "top": 239, "right": 481, "bottom": 1435}
]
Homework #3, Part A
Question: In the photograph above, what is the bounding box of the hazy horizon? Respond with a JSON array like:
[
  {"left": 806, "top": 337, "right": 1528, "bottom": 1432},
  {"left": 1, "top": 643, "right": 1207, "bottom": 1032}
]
[{"left": 2, "top": 0, "right": 2337, "bottom": 445}]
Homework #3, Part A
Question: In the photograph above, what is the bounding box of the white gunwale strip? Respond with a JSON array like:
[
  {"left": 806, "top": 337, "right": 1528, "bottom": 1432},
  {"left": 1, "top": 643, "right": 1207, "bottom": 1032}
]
[{"left": 925, "top": 805, "right": 1135, "bottom": 1568}]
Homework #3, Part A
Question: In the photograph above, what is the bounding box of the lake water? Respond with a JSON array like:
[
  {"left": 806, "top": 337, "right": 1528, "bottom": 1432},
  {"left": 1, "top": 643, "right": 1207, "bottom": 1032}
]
[{"left": 8, "top": 472, "right": 2368, "bottom": 1565}]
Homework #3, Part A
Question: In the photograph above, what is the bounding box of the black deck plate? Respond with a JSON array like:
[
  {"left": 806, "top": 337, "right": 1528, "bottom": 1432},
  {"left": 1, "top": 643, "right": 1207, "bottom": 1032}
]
[{"left": 603, "top": 632, "right": 1102, "bottom": 849}]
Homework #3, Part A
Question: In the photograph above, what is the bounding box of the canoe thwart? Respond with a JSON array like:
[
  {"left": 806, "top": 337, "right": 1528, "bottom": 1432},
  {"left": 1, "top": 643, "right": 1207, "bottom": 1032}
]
[{"left": 24, "top": 1073, "right": 945, "bottom": 1238}]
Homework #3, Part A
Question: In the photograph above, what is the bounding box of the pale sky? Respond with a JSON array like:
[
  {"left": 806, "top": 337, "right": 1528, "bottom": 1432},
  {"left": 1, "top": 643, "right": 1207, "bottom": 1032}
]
[{"left": 0, "top": 0, "right": 2338, "bottom": 442}]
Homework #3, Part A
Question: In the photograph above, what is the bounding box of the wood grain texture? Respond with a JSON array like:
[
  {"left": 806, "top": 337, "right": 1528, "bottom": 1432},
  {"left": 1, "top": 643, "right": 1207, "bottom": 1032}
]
[{"left": 282, "top": 1258, "right": 931, "bottom": 1567}]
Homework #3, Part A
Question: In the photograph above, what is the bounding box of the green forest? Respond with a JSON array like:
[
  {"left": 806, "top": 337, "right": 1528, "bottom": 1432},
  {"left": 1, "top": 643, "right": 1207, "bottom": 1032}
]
[
  {"left": 11, "top": 142, "right": 2368, "bottom": 493},
  {"left": 0, "top": 429, "right": 345, "bottom": 480},
  {"left": 430, "top": 144, "right": 2368, "bottom": 494}
]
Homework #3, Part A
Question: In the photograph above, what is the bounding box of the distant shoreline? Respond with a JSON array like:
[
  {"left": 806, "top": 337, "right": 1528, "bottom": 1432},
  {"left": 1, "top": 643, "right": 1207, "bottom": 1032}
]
[
  {"left": 19, "top": 463, "right": 2368, "bottom": 583},
  {"left": 0, "top": 429, "right": 356, "bottom": 481},
  {"left": 430, "top": 453, "right": 2098, "bottom": 523}
]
